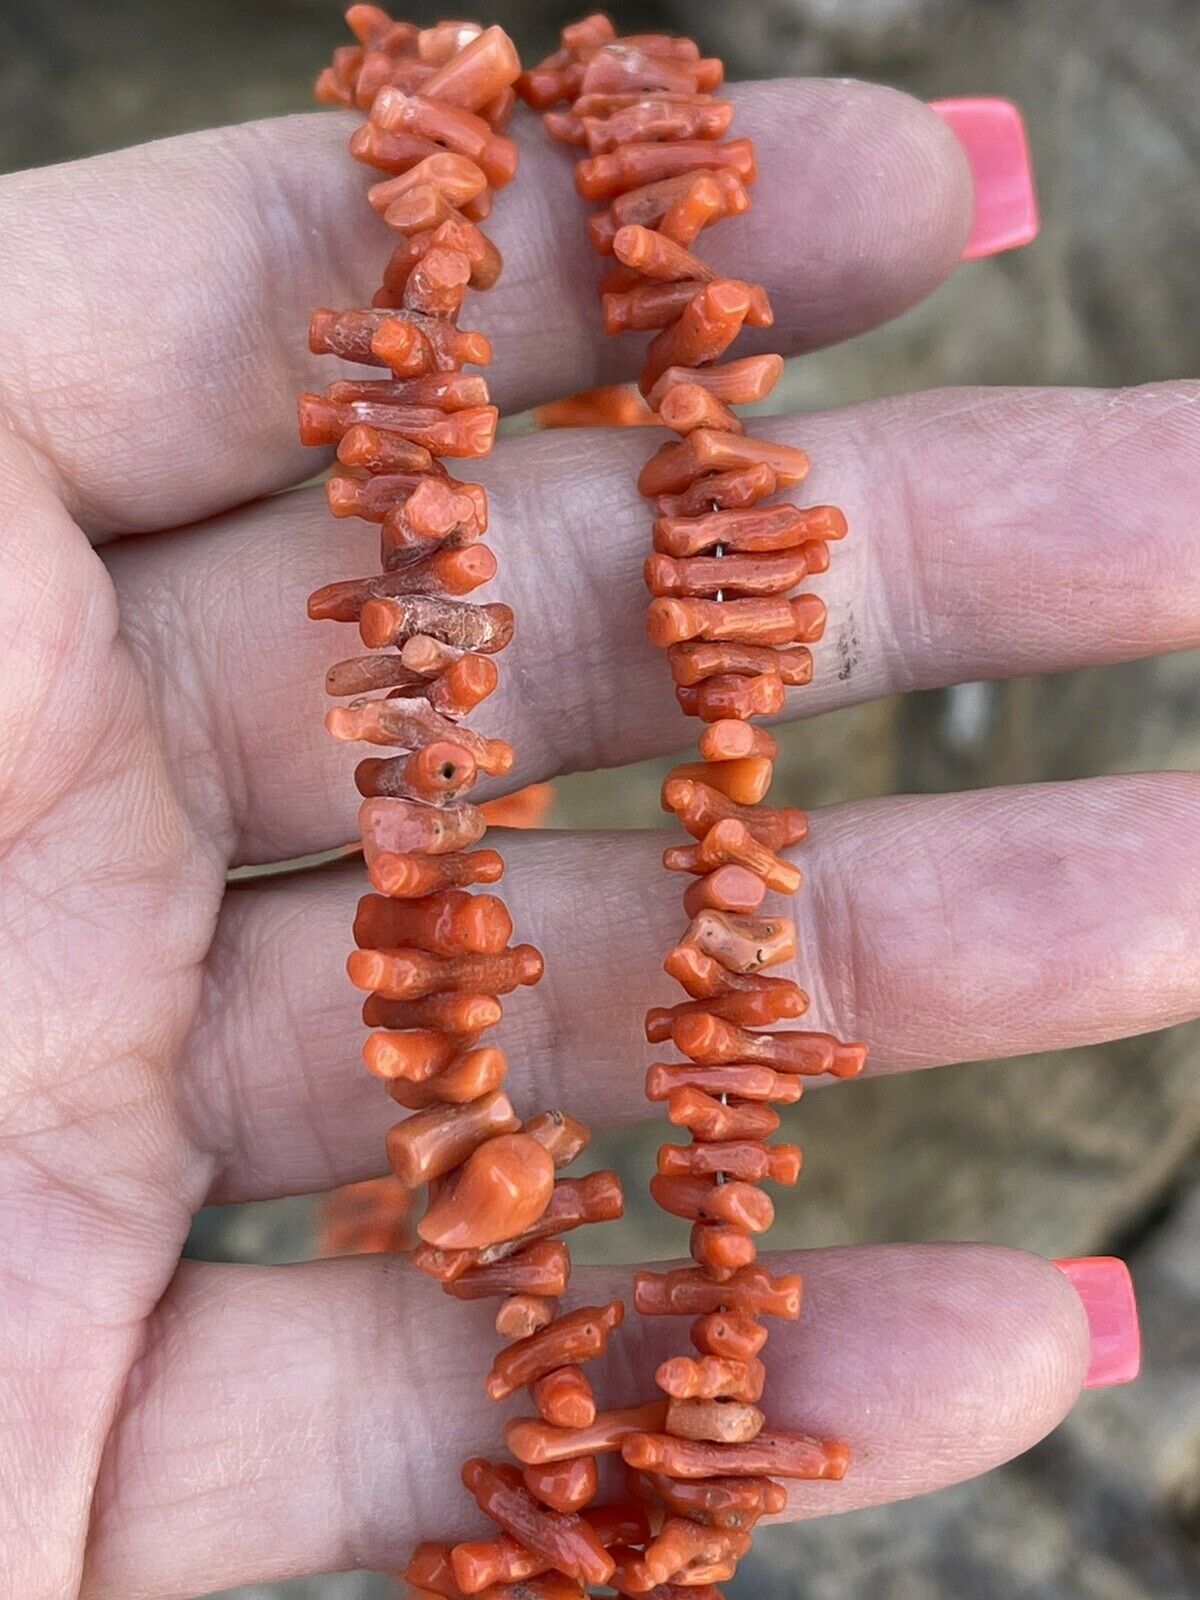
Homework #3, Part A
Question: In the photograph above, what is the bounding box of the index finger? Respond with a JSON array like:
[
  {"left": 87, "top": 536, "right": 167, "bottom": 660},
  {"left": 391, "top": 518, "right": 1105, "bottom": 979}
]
[{"left": 0, "top": 79, "right": 969, "bottom": 538}]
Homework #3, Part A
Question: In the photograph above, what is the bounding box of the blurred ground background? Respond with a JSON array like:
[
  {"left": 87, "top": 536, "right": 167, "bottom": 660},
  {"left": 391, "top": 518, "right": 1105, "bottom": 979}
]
[{"left": 4, "top": 0, "right": 1200, "bottom": 1595}]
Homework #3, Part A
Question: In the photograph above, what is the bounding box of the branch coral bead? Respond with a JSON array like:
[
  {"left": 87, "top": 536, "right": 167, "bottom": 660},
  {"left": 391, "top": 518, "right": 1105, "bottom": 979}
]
[
  {"left": 308, "top": 11, "right": 624, "bottom": 1591},
  {"left": 519, "top": 10, "right": 868, "bottom": 1589}
]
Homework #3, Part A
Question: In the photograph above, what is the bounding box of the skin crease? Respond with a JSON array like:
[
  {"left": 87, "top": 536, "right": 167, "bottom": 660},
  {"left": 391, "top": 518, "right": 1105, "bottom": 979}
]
[{"left": 0, "top": 76, "right": 1187, "bottom": 1600}]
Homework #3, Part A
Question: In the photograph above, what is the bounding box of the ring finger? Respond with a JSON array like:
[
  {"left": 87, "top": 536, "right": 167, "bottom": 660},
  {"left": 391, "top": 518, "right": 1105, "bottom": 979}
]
[{"left": 179, "top": 772, "right": 1200, "bottom": 1203}]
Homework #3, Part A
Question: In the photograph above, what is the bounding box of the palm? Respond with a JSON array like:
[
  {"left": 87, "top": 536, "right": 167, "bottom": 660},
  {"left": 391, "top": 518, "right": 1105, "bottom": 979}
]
[
  {"left": 0, "top": 439, "right": 222, "bottom": 1590},
  {"left": 0, "top": 75, "right": 1189, "bottom": 1600}
]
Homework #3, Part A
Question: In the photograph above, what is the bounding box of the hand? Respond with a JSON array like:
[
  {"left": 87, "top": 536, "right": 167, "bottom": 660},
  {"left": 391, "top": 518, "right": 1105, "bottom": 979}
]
[{"left": 0, "top": 77, "right": 1183, "bottom": 1599}]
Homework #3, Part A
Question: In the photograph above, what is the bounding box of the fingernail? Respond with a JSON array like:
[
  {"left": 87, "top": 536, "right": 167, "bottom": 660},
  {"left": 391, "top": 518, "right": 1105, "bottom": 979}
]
[
  {"left": 929, "top": 96, "right": 1039, "bottom": 260},
  {"left": 1053, "top": 1256, "right": 1141, "bottom": 1388}
]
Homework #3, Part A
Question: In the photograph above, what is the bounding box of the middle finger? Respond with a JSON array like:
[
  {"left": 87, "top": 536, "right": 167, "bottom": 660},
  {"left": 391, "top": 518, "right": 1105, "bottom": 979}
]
[{"left": 108, "top": 379, "right": 1200, "bottom": 864}]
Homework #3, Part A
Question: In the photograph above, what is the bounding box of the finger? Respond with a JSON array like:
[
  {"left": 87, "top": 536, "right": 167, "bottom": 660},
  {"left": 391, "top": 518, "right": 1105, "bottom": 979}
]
[
  {"left": 180, "top": 774, "right": 1200, "bottom": 1204},
  {"left": 107, "top": 379, "right": 1200, "bottom": 865},
  {"left": 0, "top": 80, "right": 968, "bottom": 537},
  {"left": 81, "top": 1244, "right": 1088, "bottom": 1597}
]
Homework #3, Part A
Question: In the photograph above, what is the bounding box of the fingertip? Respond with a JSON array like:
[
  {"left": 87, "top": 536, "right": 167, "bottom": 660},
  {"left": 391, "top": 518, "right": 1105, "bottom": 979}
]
[
  {"left": 763, "top": 1243, "right": 1093, "bottom": 1515},
  {"left": 735, "top": 79, "right": 975, "bottom": 348},
  {"left": 844, "top": 79, "right": 977, "bottom": 271},
  {"left": 979, "top": 1245, "right": 1094, "bottom": 1422}
]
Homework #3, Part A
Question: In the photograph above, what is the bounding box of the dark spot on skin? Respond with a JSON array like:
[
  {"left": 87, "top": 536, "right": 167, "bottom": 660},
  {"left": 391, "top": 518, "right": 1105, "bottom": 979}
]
[{"left": 837, "top": 615, "right": 861, "bottom": 682}]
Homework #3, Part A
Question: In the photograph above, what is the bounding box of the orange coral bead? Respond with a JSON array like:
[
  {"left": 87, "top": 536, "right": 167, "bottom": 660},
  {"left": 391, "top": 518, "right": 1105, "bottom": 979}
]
[
  {"left": 471, "top": 1576, "right": 588, "bottom": 1600},
  {"left": 656, "top": 1140, "right": 801, "bottom": 1185},
  {"left": 496, "top": 1294, "right": 555, "bottom": 1341},
  {"left": 353, "top": 592, "right": 512, "bottom": 648},
  {"left": 640, "top": 1517, "right": 753, "bottom": 1585},
  {"left": 354, "top": 889, "right": 512, "bottom": 954},
  {"left": 521, "top": 1109, "right": 591, "bottom": 1167},
  {"left": 534, "top": 383, "right": 660, "bottom": 429},
  {"left": 662, "top": 782, "right": 808, "bottom": 849},
  {"left": 531, "top": 1365, "right": 597, "bottom": 1430},
  {"left": 356, "top": 714, "right": 513, "bottom": 779},
  {"left": 389, "top": 740, "right": 479, "bottom": 804},
  {"left": 659, "top": 382, "right": 742, "bottom": 438},
  {"left": 645, "top": 979, "right": 808, "bottom": 1040},
  {"left": 387, "top": 1087, "right": 517, "bottom": 1187},
  {"left": 656, "top": 460, "right": 776, "bottom": 518},
  {"left": 622, "top": 1429, "right": 850, "bottom": 1482},
  {"left": 679, "top": 909, "right": 797, "bottom": 973},
  {"left": 576, "top": 138, "right": 754, "bottom": 201},
  {"left": 444, "top": 1239, "right": 572, "bottom": 1301},
  {"left": 646, "top": 354, "right": 784, "bottom": 410},
  {"left": 655, "top": 1355, "right": 766, "bottom": 1404},
  {"left": 611, "top": 222, "right": 723, "bottom": 282},
  {"left": 390, "top": 1043, "right": 508, "bottom": 1107},
  {"left": 326, "top": 653, "right": 423, "bottom": 698},
  {"left": 681, "top": 865, "right": 766, "bottom": 916},
  {"left": 638, "top": 428, "right": 807, "bottom": 498},
  {"left": 371, "top": 86, "right": 518, "bottom": 186},
  {"left": 451, "top": 1503, "right": 648, "bottom": 1593},
  {"left": 663, "top": 817, "right": 802, "bottom": 895},
  {"left": 628, "top": 1469, "right": 786, "bottom": 1531},
  {"left": 647, "top": 547, "right": 813, "bottom": 599},
  {"left": 677, "top": 670, "right": 786, "bottom": 721},
  {"left": 418, "top": 1131, "right": 555, "bottom": 1249},
  {"left": 580, "top": 49, "right": 723, "bottom": 100},
  {"left": 663, "top": 757, "right": 772, "bottom": 806},
  {"left": 666, "top": 639, "right": 813, "bottom": 686},
  {"left": 647, "top": 593, "right": 822, "bottom": 649},
  {"left": 648, "top": 1173, "right": 775, "bottom": 1234},
  {"left": 451, "top": 1535, "right": 543, "bottom": 1593},
  {"left": 362, "top": 1028, "right": 469, "bottom": 1082},
  {"left": 469, "top": 1170, "right": 624, "bottom": 1260},
  {"left": 690, "top": 1220, "right": 759, "bottom": 1278},
  {"left": 639, "top": 281, "right": 753, "bottom": 393},
  {"left": 366, "top": 150, "right": 490, "bottom": 209},
  {"left": 382, "top": 223, "right": 502, "bottom": 296},
  {"left": 420, "top": 24, "right": 522, "bottom": 112},
  {"left": 363, "top": 990, "right": 502, "bottom": 1032},
  {"left": 372, "top": 311, "right": 492, "bottom": 373},
  {"left": 405, "top": 1542, "right": 462, "bottom": 1597},
  {"left": 328, "top": 370, "right": 491, "bottom": 411},
  {"left": 367, "top": 846, "right": 505, "bottom": 898},
  {"left": 522, "top": 1454, "right": 598, "bottom": 1514},
  {"left": 460, "top": 1459, "right": 615, "bottom": 1588},
  {"left": 691, "top": 1311, "right": 769, "bottom": 1362},
  {"left": 666, "top": 1396, "right": 765, "bottom": 1444},
  {"left": 506, "top": 1401, "right": 669, "bottom": 1466},
  {"left": 698, "top": 718, "right": 779, "bottom": 762},
  {"left": 673, "top": 1012, "right": 868, "bottom": 1078},
  {"left": 667, "top": 1087, "right": 780, "bottom": 1142},
  {"left": 487, "top": 1301, "right": 625, "bottom": 1401},
  {"left": 349, "top": 942, "right": 544, "bottom": 1000},
  {"left": 653, "top": 502, "right": 842, "bottom": 558},
  {"left": 634, "top": 1264, "right": 802, "bottom": 1319},
  {"left": 644, "top": 1060, "right": 802, "bottom": 1106}
]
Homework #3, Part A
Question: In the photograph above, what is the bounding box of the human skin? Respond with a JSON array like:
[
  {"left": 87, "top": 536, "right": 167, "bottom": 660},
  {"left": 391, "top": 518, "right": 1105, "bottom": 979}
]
[{"left": 0, "top": 78, "right": 1195, "bottom": 1598}]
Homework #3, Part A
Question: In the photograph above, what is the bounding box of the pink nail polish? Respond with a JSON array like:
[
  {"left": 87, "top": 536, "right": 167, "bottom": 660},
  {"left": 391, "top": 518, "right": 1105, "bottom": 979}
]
[
  {"left": 929, "top": 96, "right": 1039, "bottom": 260},
  {"left": 1053, "top": 1257, "right": 1141, "bottom": 1388}
]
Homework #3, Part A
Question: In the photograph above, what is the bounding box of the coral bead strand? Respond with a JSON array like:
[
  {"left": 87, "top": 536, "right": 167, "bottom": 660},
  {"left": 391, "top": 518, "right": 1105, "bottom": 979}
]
[
  {"left": 309, "top": 11, "right": 624, "bottom": 1592},
  {"left": 520, "top": 13, "right": 867, "bottom": 1592}
]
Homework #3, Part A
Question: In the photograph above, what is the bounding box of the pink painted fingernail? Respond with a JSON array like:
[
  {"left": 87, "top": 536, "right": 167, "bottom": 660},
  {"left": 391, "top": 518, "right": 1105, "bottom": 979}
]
[
  {"left": 1053, "top": 1257, "right": 1141, "bottom": 1388},
  {"left": 929, "top": 96, "right": 1039, "bottom": 260}
]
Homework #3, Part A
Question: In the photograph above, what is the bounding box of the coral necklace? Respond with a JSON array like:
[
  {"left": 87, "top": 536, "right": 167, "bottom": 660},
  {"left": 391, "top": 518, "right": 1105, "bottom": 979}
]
[{"left": 306, "top": 9, "right": 864, "bottom": 1596}]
